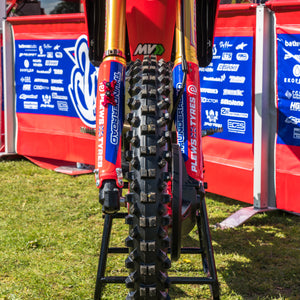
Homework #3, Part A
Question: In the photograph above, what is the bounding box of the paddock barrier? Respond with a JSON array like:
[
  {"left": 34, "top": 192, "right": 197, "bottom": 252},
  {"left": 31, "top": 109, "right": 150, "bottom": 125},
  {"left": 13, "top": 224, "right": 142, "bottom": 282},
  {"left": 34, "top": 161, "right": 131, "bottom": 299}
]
[{"left": 1, "top": 0, "right": 299, "bottom": 223}]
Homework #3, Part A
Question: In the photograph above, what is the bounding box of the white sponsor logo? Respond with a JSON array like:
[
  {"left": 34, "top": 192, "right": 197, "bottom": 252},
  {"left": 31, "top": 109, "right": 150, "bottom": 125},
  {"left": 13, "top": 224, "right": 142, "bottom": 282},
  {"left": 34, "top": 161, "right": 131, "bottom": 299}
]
[
  {"left": 20, "top": 76, "right": 31, "bottom": 83},
  {"left": 51, "top": 86, "right": 64, "bottom": 92},
  {"left": 52, "top": 93, "right": 68, "bottom": 100},
  {"left": 285, "top": 116, "right": 300, "bottom": 125},
  {"left": 283, "top": 48, "right": 300, "bottom": 63},
  {"left": 293, "top": 65, "right": 300, "bottom": 77},
  {"left": 217, "top": 63, "right": 239, "bottom": 72},
  {"left": 199, "top": 67, "right": 214, "bottom": 72},
  {"left": 229, "top": 75, "right": 245, "bottom": 83},
  {"left": 228, "top": 119, "right": 246, "bottom": 134},
  {"left": 236, "top": 42, "right": 248, "bottom": 50},
  {"left": 38, "top": 46, "right": 46, "bottom": 57},
  {"left": 41, "top": 95, "right": 54, "bottom": 108},
  {"left": 20, "top": 68, "right": 34, "bottom": 73},
  {"left": 222, "top": 52, "right": 232, "bottom": 61},
  {"left": 213, "top": 44, "right": 217, "bottom": 56},
  {"left": 290, "top": 102, "right": 300, "bottom": 111},
  {"left": 55, "top": 52, "right": 63, "bottom": 58},
  {"left": 19, "top": 53, "right": 37, "bottom": 57},
  {"left": 223, "top": 89, "right": 244, "bottom": 96},
  {"left": 286, "top": 90, "right": 300, "bottom": 100},
  {"left": 200, "top": 88, "right": 218, "bottom": 94},
  {"left": 18, "top": 44, "right": 37, "bottom": 50},
  {"left": 24, "top": 101, "right": 38, "bottom": 109},
  {"left": 51, "top": 79, "right": 63, "bottom": 84},
  {"left": 284, "top": 40, "right": 300, "bottom": 47},
  {"left": 236, "top": 53, "right": 249, "bottom": 61},
  {"left": 294, "top": 128, "right": 300, "bottom": 139},
  {"left": 37, "top": 68, "right": 52, "bottom": 74},
  {"left": 45, "top": 60, "right": 59, "bottom": 66},
  {"left": 54, "top": 45, "right": 61, "bottom": 50},
  {"left": 54, "top": 69, "right": 63, "bottom": 75},
  {"left": 176, "top": 99, "right": 186, "bottom": 155},
  {"left": 187, "top": 85, "right": 197, "bottom": 95},
  {"left": 20, "top": 94, "right": 38, "bottom": 100},
  {"left": 220, "top": 99, "right": 244, "bottom": 106},
  {"left": 33, "top": 63, "right": 43, "bottom": 67},
  {"left": 203, "top": 74, "right": 226, "bottom": 82},
  {"left": 219, "top": 41, "right": 233, "bottom": 49},
  {"left": 24, "top": 60, "right": 30, "bottom": 68},
  {"left": 205, "top": 110, "right": 218, "bottom": 123},
  {"left": 34, "top": 85, "right": 49, "bottom": 90},
  {"left": 57, "top": 101, "right": 69, "bottom": 111},
  {"left": 23, "top": 84, "right": 31, "bottom": 91},
  {"left": 110, "top": 72, "right": 122, "bottom": 145},
  {"left": 284, "top": 77, "right": 300, "bottom": 84},
  {"left": 66, "top": 35, "right": 97, "bottom": 127},
  {"left": 43, "top": 44, "right": 52, "bottom": 49},
  {"left": 285, "top": 90, "right": 293, "bottom": 99},
  {"left": 221, "top": 107, "right": 248, "bottom": 118},
  {"left": 47, "top": 52, "right": 53, "bottom": 58},
  {"left": 201, "top": 97, "right": 218, "bottom": 104},
  {"left": 34, "top": 78, "right": 49, "bottom": 83}
]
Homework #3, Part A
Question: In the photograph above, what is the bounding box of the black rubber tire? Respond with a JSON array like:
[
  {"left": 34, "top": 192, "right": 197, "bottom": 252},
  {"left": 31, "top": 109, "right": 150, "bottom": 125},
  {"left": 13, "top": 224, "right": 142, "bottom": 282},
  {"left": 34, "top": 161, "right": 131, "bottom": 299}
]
[{"left": 124, "top": 55, "right": 172, "bottom": 300}]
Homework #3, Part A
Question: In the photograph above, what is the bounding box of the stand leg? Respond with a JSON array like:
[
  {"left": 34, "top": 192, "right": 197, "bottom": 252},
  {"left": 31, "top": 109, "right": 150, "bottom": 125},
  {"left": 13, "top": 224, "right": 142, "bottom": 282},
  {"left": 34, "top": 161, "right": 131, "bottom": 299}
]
[
  {"left": 94, "top": 214, "right": 113, "bottom": 300},
  {"left": 198, "top": 197, "right": 220, "bottom": 300}
]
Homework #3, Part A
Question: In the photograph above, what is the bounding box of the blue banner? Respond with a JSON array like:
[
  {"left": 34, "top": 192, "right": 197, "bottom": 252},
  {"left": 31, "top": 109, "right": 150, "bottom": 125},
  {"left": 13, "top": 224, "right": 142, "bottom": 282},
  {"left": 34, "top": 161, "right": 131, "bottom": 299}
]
[
  {"left": 277, "top": 33, "right": 300, "bottom": 146},
  {"left": 15, "top": 35, "right": 97, "bottom": 128},
  {"left": 199, "top": 36, "right": 253, "bottom": 144}
]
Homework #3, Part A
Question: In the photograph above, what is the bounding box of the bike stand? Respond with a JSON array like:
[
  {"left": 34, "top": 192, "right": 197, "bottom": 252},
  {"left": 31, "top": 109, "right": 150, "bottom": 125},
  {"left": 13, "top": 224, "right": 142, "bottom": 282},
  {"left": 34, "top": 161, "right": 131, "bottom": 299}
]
[{"left": 94, "top": 197, "right": 220, "bottom": 300}]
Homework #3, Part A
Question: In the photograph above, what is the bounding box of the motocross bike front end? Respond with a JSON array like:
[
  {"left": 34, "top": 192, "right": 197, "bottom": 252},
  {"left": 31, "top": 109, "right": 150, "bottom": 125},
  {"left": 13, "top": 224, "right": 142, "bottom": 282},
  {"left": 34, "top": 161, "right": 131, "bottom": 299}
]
[{"left": 84, "top": 0, "right": 220, "bottom": 299}]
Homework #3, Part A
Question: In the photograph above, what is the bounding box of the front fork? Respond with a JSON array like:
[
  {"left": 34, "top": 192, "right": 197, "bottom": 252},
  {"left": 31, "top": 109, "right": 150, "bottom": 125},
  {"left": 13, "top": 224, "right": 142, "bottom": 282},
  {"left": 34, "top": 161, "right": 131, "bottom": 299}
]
[
  {"left": 173, "top": 0, "right": 204, "bottom": 183},
  {"left": 94, "top": 0, "right": 126, "bottom": 214}
]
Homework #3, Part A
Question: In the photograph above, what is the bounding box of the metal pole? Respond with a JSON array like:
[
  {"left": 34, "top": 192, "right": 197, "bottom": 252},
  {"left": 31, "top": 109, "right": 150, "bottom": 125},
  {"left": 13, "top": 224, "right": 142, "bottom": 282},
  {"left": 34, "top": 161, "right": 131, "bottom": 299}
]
[
  {"left": 2, "top": 17, "right": 16, "bottom": 155},
  {"left": 253, "top": 4, "right": 273, "bottom": 209}
]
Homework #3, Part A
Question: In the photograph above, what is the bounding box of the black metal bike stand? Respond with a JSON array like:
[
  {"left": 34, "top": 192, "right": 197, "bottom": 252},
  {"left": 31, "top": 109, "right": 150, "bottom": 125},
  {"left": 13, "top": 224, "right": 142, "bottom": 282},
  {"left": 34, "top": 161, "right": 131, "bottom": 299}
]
[{"left": 94, "top": 205, "right": 219, "bottom": 300}]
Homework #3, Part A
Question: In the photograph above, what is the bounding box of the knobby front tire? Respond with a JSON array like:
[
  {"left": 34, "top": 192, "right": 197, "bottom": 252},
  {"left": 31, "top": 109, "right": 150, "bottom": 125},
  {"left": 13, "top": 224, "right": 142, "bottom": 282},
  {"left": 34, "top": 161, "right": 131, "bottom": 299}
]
[{"left": 125, "top": 55, "right": 172, "bottom": 300}]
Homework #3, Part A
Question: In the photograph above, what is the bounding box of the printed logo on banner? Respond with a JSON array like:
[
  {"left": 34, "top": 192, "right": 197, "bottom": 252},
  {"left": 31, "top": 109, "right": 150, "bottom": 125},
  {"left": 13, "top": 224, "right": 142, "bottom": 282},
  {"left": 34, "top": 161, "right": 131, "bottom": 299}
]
[
  {"left": 205, "top": 110, "right": 218, "bottom": 123},
  {"left": 294, "top": 128, "right": 300, "bottom": 139},
  {"left": 290, "top": 102, "right": 300, "bottom": 111},
  {"left": 67, "top": 35, "right": 98, "bottom": 128},
  {"left": 236, "top": 53, "right": 249, "bottom": 61},
  {"left": 285, "top": 116, "right": 300, "bottom": 125},
  {"left": 227, "top": 119, "right": 246, "bottom": 134},
  {"left": 236, "top": 42, "right": 248, "bottom": 50},
  {"left": 199, "top": 36, "right": 253, "bottom": 143}
]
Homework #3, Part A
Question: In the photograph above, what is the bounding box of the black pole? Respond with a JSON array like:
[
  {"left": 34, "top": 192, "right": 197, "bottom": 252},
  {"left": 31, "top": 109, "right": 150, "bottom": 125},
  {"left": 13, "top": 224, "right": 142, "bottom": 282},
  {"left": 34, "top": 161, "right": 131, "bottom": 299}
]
[{"left": 94, "top": 214, "right": 113, "bottom": 300}]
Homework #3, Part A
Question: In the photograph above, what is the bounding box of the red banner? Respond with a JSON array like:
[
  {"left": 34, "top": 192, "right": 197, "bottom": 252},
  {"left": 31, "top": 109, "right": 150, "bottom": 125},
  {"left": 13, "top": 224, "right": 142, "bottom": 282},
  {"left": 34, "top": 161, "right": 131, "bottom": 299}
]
[
  {"left": 267, "top": 0, "right": 300, "bottom": 213},
  {"left": 9, "top": 14, "right": 95, "bottom": 166},
  {"left": 201, "top": 4, "right": 257, "bottom": 204}
]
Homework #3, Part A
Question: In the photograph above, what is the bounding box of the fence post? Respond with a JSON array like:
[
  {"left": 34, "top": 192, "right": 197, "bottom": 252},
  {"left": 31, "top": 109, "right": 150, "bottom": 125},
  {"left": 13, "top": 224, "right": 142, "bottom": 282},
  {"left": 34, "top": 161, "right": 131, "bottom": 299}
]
[
  {"left": 2, "top": 16, "right": 16, "bottom": 155},
  {"left": 253, "top": 4, "right": 276, "bottom": 209}
]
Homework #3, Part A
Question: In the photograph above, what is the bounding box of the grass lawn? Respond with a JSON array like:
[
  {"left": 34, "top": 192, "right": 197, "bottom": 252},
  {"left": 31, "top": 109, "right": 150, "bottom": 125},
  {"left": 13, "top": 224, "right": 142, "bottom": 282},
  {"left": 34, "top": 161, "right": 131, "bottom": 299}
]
[{"left": 0, "top": 157, "right": 299, "bottom": 299}]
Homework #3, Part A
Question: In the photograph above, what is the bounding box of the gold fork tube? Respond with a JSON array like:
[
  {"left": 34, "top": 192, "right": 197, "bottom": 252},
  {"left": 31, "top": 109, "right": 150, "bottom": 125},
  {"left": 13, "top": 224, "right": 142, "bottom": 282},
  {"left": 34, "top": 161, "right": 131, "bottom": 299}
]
[
  {"left": 104, "top": 0, "right": 126, "bottom": 61},
  {"left": 175, "top": 0, "right": 198, "bottom": 65}
]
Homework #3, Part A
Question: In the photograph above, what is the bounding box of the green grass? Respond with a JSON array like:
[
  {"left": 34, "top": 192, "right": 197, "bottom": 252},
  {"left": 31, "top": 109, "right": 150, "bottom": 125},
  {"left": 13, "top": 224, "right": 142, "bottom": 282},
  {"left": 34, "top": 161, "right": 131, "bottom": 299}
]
[{"left": 0, "top": 157, "right": 299, "bottom": 299}]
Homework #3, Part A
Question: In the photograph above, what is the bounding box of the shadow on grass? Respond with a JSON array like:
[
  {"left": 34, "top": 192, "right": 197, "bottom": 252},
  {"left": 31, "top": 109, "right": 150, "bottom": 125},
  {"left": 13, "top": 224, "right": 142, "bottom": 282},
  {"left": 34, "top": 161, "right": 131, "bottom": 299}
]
[{"left": 171, "top": 194, "right": 300, "bottom": 299}]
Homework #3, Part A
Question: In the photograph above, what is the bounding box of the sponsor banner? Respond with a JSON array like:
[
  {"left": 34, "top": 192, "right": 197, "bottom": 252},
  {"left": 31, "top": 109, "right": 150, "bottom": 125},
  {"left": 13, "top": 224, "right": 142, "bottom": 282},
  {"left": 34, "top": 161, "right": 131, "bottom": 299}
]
[
  {"left": 272, "top": 1, "right": 300, "bottom": 214},
  {"left": 15, "top": 35, "right": 97, "bottom": 128},
  {"left": 14, "top": 31, "right": 97, "bottom": 164},
  {"left": 277, "top": 33, "right": 300, "bottom": 146},
  {"left": 200, "top": 36, "right": 253, "bottom": 144}
]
